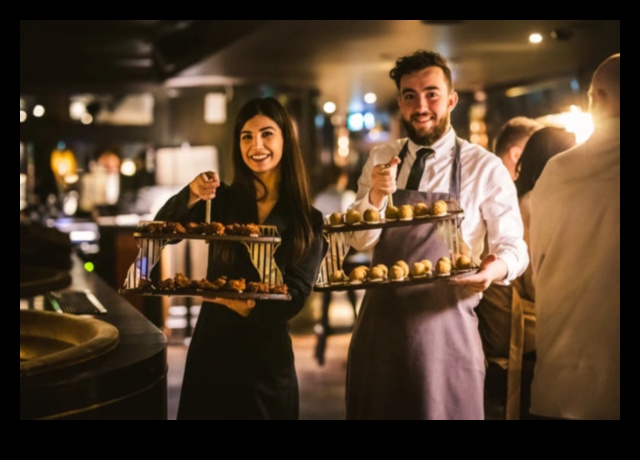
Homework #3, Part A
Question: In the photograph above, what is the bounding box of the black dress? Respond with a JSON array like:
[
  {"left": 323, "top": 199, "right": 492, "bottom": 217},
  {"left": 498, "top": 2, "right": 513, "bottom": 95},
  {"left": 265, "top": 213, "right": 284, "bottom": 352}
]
[{"left": 155, "top": 183, "right": 326, "bottom": 420}]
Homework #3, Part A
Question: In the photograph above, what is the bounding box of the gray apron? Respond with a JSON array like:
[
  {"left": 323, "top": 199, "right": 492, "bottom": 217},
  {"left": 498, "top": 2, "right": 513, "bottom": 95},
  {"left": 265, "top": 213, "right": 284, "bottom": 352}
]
[{"left": 346, "top": 139, "right": 485, "bottom": 420}]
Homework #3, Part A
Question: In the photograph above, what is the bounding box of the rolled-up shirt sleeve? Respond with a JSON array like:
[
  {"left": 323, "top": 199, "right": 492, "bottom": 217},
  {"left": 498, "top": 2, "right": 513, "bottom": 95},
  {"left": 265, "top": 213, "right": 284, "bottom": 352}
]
[{"left": 480, "top": 165, "right": 529, "bottom": 284}]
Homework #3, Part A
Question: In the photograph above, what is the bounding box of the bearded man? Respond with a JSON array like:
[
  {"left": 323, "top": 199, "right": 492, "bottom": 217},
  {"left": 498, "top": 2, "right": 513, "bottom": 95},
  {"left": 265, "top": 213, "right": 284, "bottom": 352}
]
[{"left": 345, "top": 50, "right": 528, "bottom": 420}]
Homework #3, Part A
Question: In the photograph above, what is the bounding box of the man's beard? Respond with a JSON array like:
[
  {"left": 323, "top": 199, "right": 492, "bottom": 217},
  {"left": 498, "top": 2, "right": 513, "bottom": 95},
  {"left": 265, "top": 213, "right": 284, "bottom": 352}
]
[{"left": 402, "top": 112, "right": 450, "bottom": 146}]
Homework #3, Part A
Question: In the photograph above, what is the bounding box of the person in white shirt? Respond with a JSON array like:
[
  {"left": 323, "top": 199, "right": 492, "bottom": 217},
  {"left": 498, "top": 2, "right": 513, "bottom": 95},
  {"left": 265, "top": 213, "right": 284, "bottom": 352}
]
[
  {"left": 529, "top": 53, "right": 620, "bottom": 420},
  {"left": 345, "top": 50, "right": 528, "bottom": 420}
]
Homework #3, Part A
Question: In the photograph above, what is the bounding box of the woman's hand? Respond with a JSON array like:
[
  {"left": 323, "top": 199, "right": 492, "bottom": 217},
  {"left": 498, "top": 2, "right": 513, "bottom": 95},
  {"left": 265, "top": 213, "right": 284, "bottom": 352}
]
[
  {"left": 205, "top": 297, "right": 257, "bottom": 318},
  {"left": 188, "top": 171, "right": 220, "bottom": 209}
]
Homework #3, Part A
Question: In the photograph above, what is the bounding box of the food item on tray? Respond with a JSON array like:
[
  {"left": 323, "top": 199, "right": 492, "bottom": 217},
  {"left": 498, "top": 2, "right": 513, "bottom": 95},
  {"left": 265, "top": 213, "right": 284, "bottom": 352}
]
[
  {"left": 201, "top": 222, "right": 226, "bottom": 235},
  {"left": 389, "top": 264, "right": 406, "bottom": 281},
  {"left": 270, "top": 284, "right": 289, "bottom": 295},
  {"left": 174, "top": 272, "right": 194, "bottom": 289},
  {"left": 197, "top": 278, "right": 219, "bottom": 290},
  {"left": 139, "top": 221, "right": 186, "bottom": 234},
  {"left": 410, "top": 261, "right": 430, "bottom": 277},
  {"left": 345, "top": 210, "right": 363, "bottom": 225},
  {"left": 399, "top": 204, "right": 414, "bottom": 221},
  {"left": 329, "top": 269, "right": 348, "bottom": 284},
  {"left": 139, "top": 222, "right": 163, "bottom": 233},
  {"left": 413, "top": 202, "right": 430, "bottom": 218},
  {"left": 435, "top": 256, "right": 452, "bottom": 275},
  {"left": 157, "top": 277, "right": 175, "bottom": 290},
  {"left": 247, "top": 281, "right": 271, "bottom": 293},
  {"left": 186, "top": 222, "right": 204, "bottom": 234},
  {"left": 455, "top": 254, "right": 472, "bottom": 270},
  {"left": 363, "top": 208, "right": 381, "bottom": 223},
  {"left": 349, "top": 265, "right": 369, "bottom": 284},
  {"left": 385, "top": 205, "right": 400, "bottom": 221},
  {"left": 165, "top": 222, "right": 187, "bottom": 234},
  {"left": 369, "top": 264, "right": 387, "bottom": 281},
  {"left": 329, "top": 212, "right": 344, "bottom": 226},
  {"left": 212, "top": 276, "right": 228, "bottom": 289},
  {"left": 420, "top": 259, "right": 433, "bottom": 273},
  {"left": 395, "top": 260, "right": 410, "bottom": 278},
  {"left": 225, "top": 223, "right": 261, "bottom": 236},
  {"left": 225, "top": 278, "right": 246, "bottom": 292},
  {"left": 431, "top": 200, "right": 448, "bottom": 216}
]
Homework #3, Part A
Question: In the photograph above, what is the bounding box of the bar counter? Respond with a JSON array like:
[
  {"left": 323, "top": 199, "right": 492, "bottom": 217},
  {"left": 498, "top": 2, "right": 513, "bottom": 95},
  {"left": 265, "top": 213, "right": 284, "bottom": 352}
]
[{"left": 20, "top": 254, "right": 168, "bottom": 420}]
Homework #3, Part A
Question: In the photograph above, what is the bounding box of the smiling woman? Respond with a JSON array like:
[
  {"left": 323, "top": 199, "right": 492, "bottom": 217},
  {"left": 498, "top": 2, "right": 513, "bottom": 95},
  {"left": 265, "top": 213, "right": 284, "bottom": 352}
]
[
  {"left": 239, "top": 114, "right": 284, "bottom": 208},
  {"left": 152, "top": 96, "right": 328, "bottom": 420}
]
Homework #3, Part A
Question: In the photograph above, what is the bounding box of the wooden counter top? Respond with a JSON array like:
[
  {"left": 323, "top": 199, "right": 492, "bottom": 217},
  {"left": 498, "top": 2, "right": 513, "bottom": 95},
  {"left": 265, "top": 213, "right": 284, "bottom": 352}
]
[{"left": 20, "top": 255, "right": 168, "bottom": 420}]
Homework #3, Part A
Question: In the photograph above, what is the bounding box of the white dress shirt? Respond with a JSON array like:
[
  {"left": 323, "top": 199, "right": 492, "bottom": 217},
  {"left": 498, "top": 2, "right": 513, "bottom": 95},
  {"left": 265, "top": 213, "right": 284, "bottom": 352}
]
[
  {"left": 529, "top": 118, "right": 620, "bottom": 420},
  {"left": 348, "top": 127, "right": 528, "bottom": 283}
]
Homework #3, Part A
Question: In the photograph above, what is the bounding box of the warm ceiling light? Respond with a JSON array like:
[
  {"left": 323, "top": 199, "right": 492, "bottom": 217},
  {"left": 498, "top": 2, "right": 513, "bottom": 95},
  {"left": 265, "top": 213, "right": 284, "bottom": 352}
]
[
  {"left": 323, "top": 101, "right": 336, "bottom": 114},
  {"left": 529, "top": 33, "right": 543, "bottom": 44},
  {"left": 32, "top": 104, "right": 45, "bottom": 117},
  {"left": 364, "top": 92, "right": 377, "bottom": 104}
]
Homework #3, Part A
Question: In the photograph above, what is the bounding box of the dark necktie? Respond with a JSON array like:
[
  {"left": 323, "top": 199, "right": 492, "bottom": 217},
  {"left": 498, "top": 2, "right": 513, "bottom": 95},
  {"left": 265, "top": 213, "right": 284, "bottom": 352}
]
[{"left": 405, "top": 147, "right": 434, "bottom": 190}]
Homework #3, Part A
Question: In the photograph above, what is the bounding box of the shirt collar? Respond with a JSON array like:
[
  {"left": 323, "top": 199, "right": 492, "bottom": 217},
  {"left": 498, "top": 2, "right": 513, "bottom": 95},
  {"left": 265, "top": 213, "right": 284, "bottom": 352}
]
[{"left": 407, "top": 126, "right": 456, "bottom": 159}]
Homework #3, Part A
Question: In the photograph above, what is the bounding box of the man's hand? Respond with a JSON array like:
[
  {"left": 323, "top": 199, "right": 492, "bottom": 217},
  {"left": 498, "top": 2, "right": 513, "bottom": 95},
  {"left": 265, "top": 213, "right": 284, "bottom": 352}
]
[
  {"left": 369, "top": 156, "right": 401, "bottom": 209},
  {"left": 188, "top": 171, "right": 220, "bottom": 208},
  {"left": 449, "top": 253, "right": 508, "bottom": 292}
]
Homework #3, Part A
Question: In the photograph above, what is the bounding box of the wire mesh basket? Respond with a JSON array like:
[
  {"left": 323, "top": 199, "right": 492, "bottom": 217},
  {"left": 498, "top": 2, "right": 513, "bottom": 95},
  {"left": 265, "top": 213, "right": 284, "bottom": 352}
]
[
  {"left": 120, "top": 221, "right": 291, "bottom": 300},
  {"left": 314, "top": 206, "right": 477, "bottom": 292}
]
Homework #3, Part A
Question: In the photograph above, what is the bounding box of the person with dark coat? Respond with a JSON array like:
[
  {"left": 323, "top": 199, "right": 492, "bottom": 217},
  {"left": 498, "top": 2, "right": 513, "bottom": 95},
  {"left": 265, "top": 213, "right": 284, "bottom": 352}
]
[{"left": 155, "top": 97, "right": 327, "bottom": 419}]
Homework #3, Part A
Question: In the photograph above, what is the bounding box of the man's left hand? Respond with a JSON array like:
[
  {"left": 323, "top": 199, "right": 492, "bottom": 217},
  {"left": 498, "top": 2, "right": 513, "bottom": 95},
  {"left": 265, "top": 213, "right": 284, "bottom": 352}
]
[{"left": 449, "top": 253, "right": 508, "bottom": 292}]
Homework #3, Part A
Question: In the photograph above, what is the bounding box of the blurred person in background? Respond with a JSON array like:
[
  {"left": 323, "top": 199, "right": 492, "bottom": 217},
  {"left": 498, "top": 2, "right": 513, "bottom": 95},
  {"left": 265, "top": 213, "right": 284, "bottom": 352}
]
[
  {"left": 474, "top": 116, "right": 545, "bottom": 418},
  {"left": 529, "top": 53, "right": 620, "bottom": 420},
  {"left": 493, "top": 116, "right": 544, "bottom": 181},
  {"left": 477, "top": 115, "right": 544, "bottom": 359},
  {"left": 486, "top": 126, "right": 577, "bottom": 418}
]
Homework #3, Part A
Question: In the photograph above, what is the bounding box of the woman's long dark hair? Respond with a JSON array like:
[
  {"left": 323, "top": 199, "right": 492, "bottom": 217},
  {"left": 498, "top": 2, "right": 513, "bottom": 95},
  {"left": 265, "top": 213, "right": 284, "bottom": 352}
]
[{"left": 230, "top": 97, "right": 315, "bottom": 264}]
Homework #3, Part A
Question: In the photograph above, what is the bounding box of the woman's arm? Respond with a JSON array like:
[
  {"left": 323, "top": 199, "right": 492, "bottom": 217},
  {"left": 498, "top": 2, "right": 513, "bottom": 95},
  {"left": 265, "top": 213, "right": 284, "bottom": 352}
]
[{"left": 250, "top": 212, "right": 328, "bottom": 323}]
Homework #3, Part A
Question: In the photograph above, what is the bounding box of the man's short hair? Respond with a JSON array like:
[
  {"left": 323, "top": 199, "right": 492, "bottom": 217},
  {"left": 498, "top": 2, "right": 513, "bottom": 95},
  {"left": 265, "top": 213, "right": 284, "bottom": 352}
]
[
  {"left": 493, "top": 116, "right": 544, "bottom": 157},
  {"left": 389, "top": 50, "right": 453, "bottom": 92}
]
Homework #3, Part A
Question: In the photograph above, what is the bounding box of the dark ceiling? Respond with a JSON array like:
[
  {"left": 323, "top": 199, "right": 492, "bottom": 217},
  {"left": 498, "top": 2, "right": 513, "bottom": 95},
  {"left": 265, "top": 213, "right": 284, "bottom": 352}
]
[
  {"left": 20, "top": 20, "right": 266, "bottom": 88},
  {"left": 20, "top": 20, "right": 620, "bottom": 112}
]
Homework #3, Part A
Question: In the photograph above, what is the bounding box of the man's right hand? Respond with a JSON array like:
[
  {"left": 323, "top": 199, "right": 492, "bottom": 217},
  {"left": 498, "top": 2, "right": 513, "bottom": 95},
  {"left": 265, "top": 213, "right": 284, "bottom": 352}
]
[
  {"left": 369, "top": 156, "right": 401, "bottom": 209},
  {"left": 188, "top": 171, "right": 220, "bottom": 208}
]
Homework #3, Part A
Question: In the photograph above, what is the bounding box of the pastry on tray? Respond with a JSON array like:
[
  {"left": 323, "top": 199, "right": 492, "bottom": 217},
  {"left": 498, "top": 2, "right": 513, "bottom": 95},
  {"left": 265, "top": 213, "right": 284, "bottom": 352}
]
[
  {"left": 413, "top": 202, "right": 430, "bottom": 218},
  {"left": 389, "top": 264, "right": 406, "bottom": 281},
  {"left": 385, "top": 205, "right": 400, "bottom": 221},
  {"left": 431, "top": 200, "right": 448, "bottom": 216},
  {"left": 455, "top": 254, "right": 472, "bottom": 270},
  {"left": 363, "top": 208, "right": 381, "bottom": 223},
  {"left": 329, "top": 212, "right": 344, "bottom": 226},
  {"left": 395, "top": 260, "right": 410, "bottom": 278},
  {"left": 225, "top": 223, "right": 261, "bottom": 236},
  {"left": 329, "top": 269, "right": 348, "bottom": 285},
  {"left": 345, "top": 210, "right": 363, "bottom": 225},
  {"left": 349, "top": 265, "right": 369, "bottom": 284},
  {"left": 368, "top": 264, "right": 387, "bottom": 282},
  {"left": 410, "top": 261, "right": 430, "bottom": 278},
  {"left": 270, "top": 284, "right": 289, "bottom": 295},
  {"left": 435, "top": 256, "right": 452, "bottom": 276},
  {"left": 399, "top": 204, "right": 414, "bottom": 221}
]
